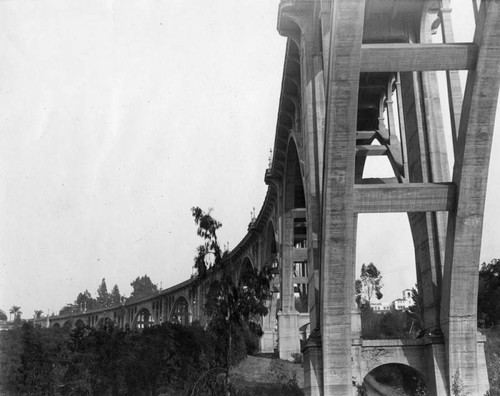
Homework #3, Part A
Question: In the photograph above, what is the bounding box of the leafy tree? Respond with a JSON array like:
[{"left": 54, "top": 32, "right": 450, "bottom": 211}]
[
  {"left": 478, "top": 258, "right": 500, "bottom": 328},
  {"left": 75, "top": 289, "right": 98, "bottom": 311},
  {"left": 0, "top": 309, "right": 7, "bottom": 321},
  {"left": 191, "top": 207, "right": 223, "bottom": 277},
  {"left": 407, "top": 285, "right": 424, "bottom": 335},
  {"left": 96, "top": 278, "right": 110, "bottom": 308},
  {"left": 355, "top": 263, "right": 383, "bottom": 310},
  {"left": 13, "top": 323, "right": 70, "bottom": 394},
  {"left": 192, "top": 207, "right": 271, "bottom": 395},
  {"left": 33, "top": 310, "right": 43, "bottom": 319},
  {"left": 110, "top": 284, "right": 122, "bottom": 305},
  {"left": 59, "top": 304, "right": 78, "bottom": 316},
  {"left": 9, "top": 306, "right": 22, "bottom": 322},
  {"left": 130, "top": 275, "right": 158, "bottom": 299}
]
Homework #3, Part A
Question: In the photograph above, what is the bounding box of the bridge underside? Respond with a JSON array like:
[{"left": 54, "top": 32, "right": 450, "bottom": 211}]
[
  {"left": 34, "top": 1, "right": 500, "bottom": 395},
  {"left": 275, "top": 0, "right": 500, "bottom": 394}
]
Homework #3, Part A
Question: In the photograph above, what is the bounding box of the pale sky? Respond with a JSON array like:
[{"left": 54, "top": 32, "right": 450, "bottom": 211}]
[{"left": 0, "top": 0, "right": 498, "bottom": 318}]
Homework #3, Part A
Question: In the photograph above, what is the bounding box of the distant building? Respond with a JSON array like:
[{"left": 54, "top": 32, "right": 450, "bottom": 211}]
[
  {"left": 370, "top": 301, "right": 391, "bottom": 313},
  {"left": 392, "top": 289, "right": 414, "bottom": 311}
]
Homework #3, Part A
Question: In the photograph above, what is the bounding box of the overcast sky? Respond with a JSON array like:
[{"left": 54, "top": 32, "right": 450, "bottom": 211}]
[{"left": 1, "top": 0, "right": 498, "bottom": 318}]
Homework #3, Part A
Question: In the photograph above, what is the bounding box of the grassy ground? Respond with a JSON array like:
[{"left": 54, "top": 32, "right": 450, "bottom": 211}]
[{"left": 229, "top": 354, "right": 304, "bottom": 395}]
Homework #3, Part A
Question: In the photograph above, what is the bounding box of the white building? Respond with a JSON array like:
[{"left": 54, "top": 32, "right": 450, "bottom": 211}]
[{"left": 392, "top": 289, "right": 414, "bottom": 311}]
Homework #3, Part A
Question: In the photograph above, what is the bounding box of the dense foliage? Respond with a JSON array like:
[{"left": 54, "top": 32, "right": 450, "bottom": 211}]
[
  {"left": 192, "top": 207, "right": 271, "bottom": 395},
  {"left": 129, "top": 275, "right": 159, "bottom": 299},
  {"left": 355, "top": 263, "right": 383, "bottom": 309},
  {"left": 478, "top": 258, "right": 500, "bottom": 328},
  {"left": 0, "top": 322, "right": 226, "bottom": 396}
]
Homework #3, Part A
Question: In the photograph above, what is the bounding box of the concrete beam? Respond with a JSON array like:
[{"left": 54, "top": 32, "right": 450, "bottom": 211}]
[
  {"left": 353, "top": 183, "right": 456, "bottom": 213},
  {"left": 355, "top": 145, "right": 387, "bottom": 156},
  {"left": 360, "top": 43, "right": 478, "bottom": 72}
]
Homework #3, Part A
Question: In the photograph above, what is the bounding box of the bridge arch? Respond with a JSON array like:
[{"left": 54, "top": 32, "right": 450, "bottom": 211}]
[
  {"left": 264, "top": 220, "right": 278, "bottom": 270},
  {"left": 96, "top": 316, "right": 113, "bottom": 329},
  {"left": 261, "top": 220, "right": 280, "bottom": 353},
  {"left": 63, "top": 320, "right": 72, "bottom": 330},
  {"left": 277, "top": 137, "right": 309, "bottom": 359},
  {"left": 362, "top": 363, "right": 427, "bottom": 395},
  {"left": 238, "top": 256, "right": 254, "bottom": 284},
  {"left": 75, "top": 319, "right": 85, "bottom": 328},
  {"left": 169, "top": 296, "right": 190, "bottom": 325},
  {"left": 133, "top": 308, "right": 154, "bottom": 330}
]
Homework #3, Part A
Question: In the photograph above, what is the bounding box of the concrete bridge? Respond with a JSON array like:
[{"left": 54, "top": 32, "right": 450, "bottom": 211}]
[{"left": 35, "top": 0, "right": 500, "bottom": 394}]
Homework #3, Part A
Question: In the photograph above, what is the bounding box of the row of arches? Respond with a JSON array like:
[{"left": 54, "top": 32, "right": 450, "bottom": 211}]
[{"left": 50, "top": 296, "right": 191, "bottom": 331}]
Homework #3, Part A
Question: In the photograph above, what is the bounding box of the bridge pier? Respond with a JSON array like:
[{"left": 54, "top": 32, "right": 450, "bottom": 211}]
[
  {"left": 278, "top": 311, "right": 300, "bottom": 360},
  {"left": 303, "top": 330, "right": 323, "bottom": 396}
]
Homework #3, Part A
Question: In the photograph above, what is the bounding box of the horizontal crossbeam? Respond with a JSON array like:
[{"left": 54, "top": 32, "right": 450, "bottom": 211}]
[
  {"left": 356, "top": 145, "right": 387, "bottom": 156},
  {"left": 356, "top": 130, "right": 377, "bottom": 140},
  {"left": 353, "top": 182, "right": 456, "bottom": 213},
  {"left": 360, "top": 43, "right": 478, "bottom": 72}
]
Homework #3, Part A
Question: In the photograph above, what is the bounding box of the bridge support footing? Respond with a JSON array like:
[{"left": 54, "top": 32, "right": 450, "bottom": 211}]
[
  {"left": 303, "top": 330, "right": 323, "bottom": 396},
  {"left": 278, "top": 312, "right": 300, "bottom": 360},
  {"left": 260, "top": 329, "right": 276, "bottom": 354}
]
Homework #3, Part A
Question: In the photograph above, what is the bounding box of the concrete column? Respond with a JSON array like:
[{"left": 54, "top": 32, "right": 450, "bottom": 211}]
[
  {"left": 303, "top": 329, "right": 323, "bottom": 396},
  {"left": 441, "top": 2, "right": 500, "bottom": 393},
  {"left": 279, "top": 209, "right": 300, "bottom": 359},
  {"left": 321, "top": 0, "right": 365, "bottom": 393}
]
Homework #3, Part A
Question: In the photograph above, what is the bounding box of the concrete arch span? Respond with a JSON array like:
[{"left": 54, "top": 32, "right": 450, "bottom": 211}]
[
  {"left": 169, "top": 296, "right": 190, "bottom": 325},
  {"left": 362, "top": 363, "right": 427, "bottom": 396},
  {"left": 96, "top": 316, "right": 113, "bottom": 329},
  {"left": 75, "top": 319, "right": 85, "bottom": 328},
  {"left": 133, "top": 308, "right": 154, "bottom": 330}
]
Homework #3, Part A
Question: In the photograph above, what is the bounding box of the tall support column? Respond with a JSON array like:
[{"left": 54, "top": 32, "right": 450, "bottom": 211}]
[
  {"left": 321, "top": 0, "right": 365, "bottom": 393},
  {"left": 279, "top": 208, "right": 300, "bottom": 359},
  {"left": 441, "top": 2, "right": 500, "bottom": 394},
  {"left": 298, "top": 8, "right": 326, "bottom": 393}
]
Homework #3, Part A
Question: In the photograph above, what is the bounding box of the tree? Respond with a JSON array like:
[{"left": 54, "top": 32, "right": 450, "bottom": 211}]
[
  {"left": 478, "top": 258, "right": 500, "bottom": 327},
  {"left": 109, "top": 284, "right": 121, "bottom": 305},
  {"left": 191, "top": 207, "right": 223, "bottom": 277},
  {"left": 59, "top": 304, "right": 78, "bottom": 316},
  {"left": 130, "top": 275, "right": 158, "bottom": 299},
  {"left": 192, "top": 207, "right": 271, "bottom": 395},
  {"left": 355, "top": 263, "right": 383, "bottom": 310},
  {"left": 407, "top": 285, "right": 424, "bottom": 335},
  {"left": 9, "top": 306, "right": 22, "bottom": 322},
  {"left": 0, "top": 309, "right": 7, "bottom": 321},
  {"left": 34, "top": 310, "right": 43, "bottom": 319},
  {"left": 96, "top": 278, "right": 110, "bottom": 308},
  {"left": 75, "top": 290, "right": 98, "bottom": 311}
]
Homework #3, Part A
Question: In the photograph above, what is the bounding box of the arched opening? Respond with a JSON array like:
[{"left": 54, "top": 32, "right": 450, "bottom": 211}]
[
  {"left": 278, "top": 138, "right": 308, "bottom": 359},
  {"left": 96, "top": 317, "right": 113, "bottom": 330},
  {"left": 63, "top": 320, "right": 72, "bottom": 330},
  {"left": 239, "top": 257, "right": 254, "bottom": 288},
  {"left": 134, "top": 308, "right": 154, "bottom": 330},
  {"left": 265, "top": 221, "right": 279, "bottom": 276},
  {"left": 362, "top": 363, "right": 427, "bottom": 395},
  {"left": 75, "top": 319, "right": 85, "bottom": 329},
  {"left": 283, "top": 141, "right": 308, "bottom": 314},
  {"left": 261, "top": 221, "right": 280, "bottom": 353},
  {"left": 52, "top": 323, "right": 60, "bottom": 328},
  {"left": 169, "top": 297, "right": 190, "bottom": 325}
]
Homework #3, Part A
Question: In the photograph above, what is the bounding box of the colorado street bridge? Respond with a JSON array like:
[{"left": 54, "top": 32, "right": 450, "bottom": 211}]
[{"left": 35, "top": 1, "right": 500, "bottom": 394}]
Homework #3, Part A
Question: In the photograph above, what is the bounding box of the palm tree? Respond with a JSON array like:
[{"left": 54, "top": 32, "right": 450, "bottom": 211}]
[
  {"left": 9, "top": 305, "right": 22, "bottom": 322},
  {"left": 34, "top": 310, "right": 43, "bottom": 319}
]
